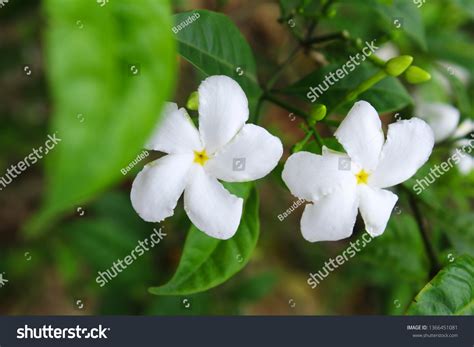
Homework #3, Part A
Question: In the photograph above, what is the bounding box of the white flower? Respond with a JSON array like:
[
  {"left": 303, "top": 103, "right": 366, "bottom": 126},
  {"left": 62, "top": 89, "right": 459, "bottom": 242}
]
[
  {"left": 453, "top": 118, "right": 474, "bottom": 139},
  {"left": 453, "top": 120, "right": 474, "bottom": 175},
  {"left": 131, "top": 75, "right": 283, "bottom": 239},
  {"left": 414, "top": 102, "right": 460, "bottom": 143},
  {"left": 415, "top": 102, "right": 474, "bottom": 175},
  {"left": 282, "top": 101, "right": 434, "bottom": 242},
  {"left": 376, "top": 42, "right": 399, "bottom": 61},
  {"left": 437, "top": 61, "right": 470, "bottom": 91}
]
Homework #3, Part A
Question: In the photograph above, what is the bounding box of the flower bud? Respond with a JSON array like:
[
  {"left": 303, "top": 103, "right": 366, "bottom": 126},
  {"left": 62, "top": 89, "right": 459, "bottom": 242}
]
[
  {"left": 308, "top": 104, "right": 327, "bottom": 125},
  {"left": 186, "top": 91, "right": 199, "bottom": 111},
  {"left": 404, "top": 66, "right": 431, "bottom": 84},
  {"left": 384, "top": 55, "right": 413, "bottom": 76}
]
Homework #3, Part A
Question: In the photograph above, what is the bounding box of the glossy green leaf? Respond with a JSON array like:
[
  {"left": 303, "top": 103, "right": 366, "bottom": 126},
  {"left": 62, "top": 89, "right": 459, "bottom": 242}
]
[
  {"left": 27, "top": 0, "right": 176, "bottom": 235},
  {"left": 285, "top": 62, "right": 413, "bottom": 114},
  {"left": 149, "top": 183, "right": 259, "bottom": 295},
  {"left": 407, "top": 255, "right": 474, "bottom": 315},
  {"left": 173, "top": 10, "right": 261, "bottom": 115}
]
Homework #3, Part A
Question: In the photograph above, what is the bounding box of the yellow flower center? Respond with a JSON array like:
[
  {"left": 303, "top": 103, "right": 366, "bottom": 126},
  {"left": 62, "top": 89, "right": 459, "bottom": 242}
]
[
  {"left": 193, "top": 149, "right": 209, "bottom": 166},
  {"left": 355, "top": 169, "right": 370, "bottom": 185}
]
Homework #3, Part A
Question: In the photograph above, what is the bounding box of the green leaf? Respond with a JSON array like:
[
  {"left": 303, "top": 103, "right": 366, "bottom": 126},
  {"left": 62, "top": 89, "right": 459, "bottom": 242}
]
[
  {"left": 428, "top": 31, "right": 474, "bottom": 76},
  {"left": 441, "top": 214, "right": 474, "bottom": 259},
  {"left": 27, "top": 0, "right": 176, "bottom": 235},
  {"left": 356, "top": 214, "right": 429, "bottom": 283},
  {"left": 328, "top": 0, "right": 425, "bottom": 49},
  {"left": 279, "top": 0, "right": 303, "bottom": 18},
  {"left": 285, "top": 62, "right": 413, "bottom": 114},
  {"left": 149, "top": 183, "right": 259, "bottom": 295},
  {"left": 375, "top": 0, "right": 427, "bottom": 50},
  {"left": 58, "top": 191, "right": 157, "bottom": 289},
  {"left": 172, "top": 10, "right": 261, "bottom": 115},
  {"left": 452, "top": 0, "right": 474, "bottom": 19},
  {"left": 407, "top": 255, "right": 474, "bottom": 315}
]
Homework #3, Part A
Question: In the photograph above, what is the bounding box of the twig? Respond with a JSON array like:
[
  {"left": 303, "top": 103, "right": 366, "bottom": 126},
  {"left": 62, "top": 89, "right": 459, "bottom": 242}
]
[{"left": 407, "top": 192, "right": 441, "bottom": 278}]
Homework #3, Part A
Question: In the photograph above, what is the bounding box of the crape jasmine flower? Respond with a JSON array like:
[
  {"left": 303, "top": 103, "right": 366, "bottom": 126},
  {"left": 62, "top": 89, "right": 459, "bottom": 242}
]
[
  {"left": 131, "top": 76, "right": 283, "bottom": 239},
  {"left": 282, "top": 101, "right": 434, "bottom": 242}
]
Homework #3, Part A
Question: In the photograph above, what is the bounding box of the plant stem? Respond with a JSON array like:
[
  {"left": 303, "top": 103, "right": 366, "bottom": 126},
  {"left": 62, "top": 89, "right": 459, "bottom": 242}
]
[
  {"left": 293, "top": 130, "right": 313, "bottom": 153},
  {"left": 311, "top": 126, "right": 325, "bottom": 147},
  {"left": 263, "top": 94, "right": 326, "bottom": 148},
  {"left": 408, "top": 193, "right": 441, "bottom": 278},
  {"left": 253, "top": 95, "right": 265, "bottom": 124},
  {"left": 265, "top": 45, "right": 301, "bottom": 91},
  {"left": 328, "top": 70, "right": 387, "bottom": 115},
  {"left": 304, "top": 31, "right": 348, "bottom": 45},
  {"left": 263, "top": 94, "right": 310, "bottom": 120},
  {"left": 351, "top": 37, "right": 386, "bottom": 68}
]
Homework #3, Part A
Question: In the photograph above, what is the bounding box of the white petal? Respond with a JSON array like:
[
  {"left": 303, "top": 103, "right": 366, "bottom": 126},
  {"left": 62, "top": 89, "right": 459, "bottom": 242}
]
[
  {"left": 453, "top": 139, "right": 474, "bottom": 175},
  {"left": 453, "top": 119, "right": 474, "bottom": 138},
  {"left": 358, "top": 185, "right": 398, "bottom": 237},
  {"left": 438, "top": 61, "right": 470, "bottom": 86},
  {"left": 376, "top": 42, "right": 399, "bottom": 61},
  {"left": 184, "top": 166, "right": 243, "bottom": 239},
  {"left": 146, "top": 103, "right": 202, "bottom": 153},
  {"left": 414, "top": 102, "right": 460, "bottom": 143},
  {"left": 282, "top": 151, "right": 356, "bottom": 201},
  {"left": 335, "top": 100, "right": 384, "bottom": 171},
  {"left": 457, "top": 154, "right": 474, "bottom": 175},
  {"left": 198, "top": 75, "right": 249, "bottom": 153},
  {"left": 321, "top": 145, "right": 347, "bottom": 157},
  {"left": 131, "top": 154, "right": 193, "bottom": 222},
  {"left": 370, "top": 118, "right": 435, "bottom": 188},
  {"left": 205, "top": 124, "right": 283, "bottom": 182},
  {"left": 300, "top": 184, "right": 359, "bottom": 242}
]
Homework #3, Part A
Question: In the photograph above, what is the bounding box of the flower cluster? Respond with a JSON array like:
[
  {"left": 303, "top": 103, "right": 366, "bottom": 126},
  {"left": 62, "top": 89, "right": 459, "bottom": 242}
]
[{"left": 131, "top": 76, "right": 436, "bottom": 243}]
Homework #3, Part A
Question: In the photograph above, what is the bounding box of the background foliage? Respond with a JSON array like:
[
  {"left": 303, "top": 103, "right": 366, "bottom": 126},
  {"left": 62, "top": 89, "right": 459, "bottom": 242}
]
[{"left": 0, "top": 0, "right": 472, "bottom": 315}]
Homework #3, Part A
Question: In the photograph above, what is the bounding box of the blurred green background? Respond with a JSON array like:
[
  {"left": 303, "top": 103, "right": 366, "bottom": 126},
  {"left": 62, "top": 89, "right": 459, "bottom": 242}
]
[{"left": 0, "top": 0, "right": 473, "bottom": 315}]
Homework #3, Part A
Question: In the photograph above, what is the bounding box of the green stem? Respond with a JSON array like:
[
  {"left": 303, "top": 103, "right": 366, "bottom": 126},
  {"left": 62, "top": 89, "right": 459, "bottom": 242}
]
[
  {"left": 408, "top": 193, "right": 442, "bottom": 278},
  {"left": 253, "top": 95, "right": 265, "bottom": 124},
  {"left": 263, "top": 94, "right": 310, "bottom": 120},
  {"left": 265, "top": 45, "right": 301, "bottom": 91},
  {"left": 366, "top": 52, "right": 386, "bottom": 68},
  {"left": 293, "top": 130, "right": 313, "bottom": 153},
  {"left": 351, "top": 37, "right": 386, "bottom": 68},
  {"left": 304, "top": 31, "right": 348, "bottom": 45},
  {"left": 329, "top": 70, "right": 387, "bottom": 114},
  {"left": 263, "top": 94, "right": 326, "bottom": 149},
  {"left": 311, "top": 126, "right": 325, "bottom": 148}
]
